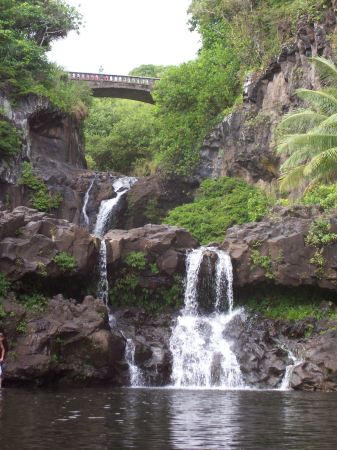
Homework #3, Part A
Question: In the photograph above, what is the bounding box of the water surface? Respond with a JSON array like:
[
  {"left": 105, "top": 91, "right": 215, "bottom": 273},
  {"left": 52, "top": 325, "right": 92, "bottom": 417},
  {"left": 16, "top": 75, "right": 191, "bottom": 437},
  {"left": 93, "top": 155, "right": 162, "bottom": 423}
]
[{"left": 0, "top": 388, "right": 337, "bottom": 449}]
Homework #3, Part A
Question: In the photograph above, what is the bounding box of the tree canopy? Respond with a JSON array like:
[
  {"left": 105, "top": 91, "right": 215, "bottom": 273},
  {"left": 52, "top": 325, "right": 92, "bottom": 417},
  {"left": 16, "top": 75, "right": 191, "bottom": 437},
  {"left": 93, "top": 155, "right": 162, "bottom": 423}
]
[{"left": 0, "top": 0, "right": 90, "bottom": 113}]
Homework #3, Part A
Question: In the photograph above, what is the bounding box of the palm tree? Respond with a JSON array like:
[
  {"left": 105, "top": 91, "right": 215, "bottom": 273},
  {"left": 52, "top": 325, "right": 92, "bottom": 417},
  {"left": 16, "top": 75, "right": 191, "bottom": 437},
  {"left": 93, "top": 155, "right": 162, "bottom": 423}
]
[{"left": 277, "top": 57, "right": 337, "bottom": 193}]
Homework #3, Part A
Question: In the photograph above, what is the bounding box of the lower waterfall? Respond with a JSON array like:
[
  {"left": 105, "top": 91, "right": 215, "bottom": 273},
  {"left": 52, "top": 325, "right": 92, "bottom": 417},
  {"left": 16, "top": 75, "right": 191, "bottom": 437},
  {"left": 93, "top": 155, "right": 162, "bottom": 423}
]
[{"left": 170, "top": 247, "right": 244, "bottom": 389}]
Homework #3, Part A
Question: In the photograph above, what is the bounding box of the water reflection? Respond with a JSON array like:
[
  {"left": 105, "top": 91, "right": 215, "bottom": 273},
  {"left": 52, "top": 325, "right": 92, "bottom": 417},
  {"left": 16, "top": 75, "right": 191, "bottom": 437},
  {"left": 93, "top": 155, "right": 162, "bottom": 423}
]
[{"left": 0, "top": 388, "right": 337, "bottom": 449}]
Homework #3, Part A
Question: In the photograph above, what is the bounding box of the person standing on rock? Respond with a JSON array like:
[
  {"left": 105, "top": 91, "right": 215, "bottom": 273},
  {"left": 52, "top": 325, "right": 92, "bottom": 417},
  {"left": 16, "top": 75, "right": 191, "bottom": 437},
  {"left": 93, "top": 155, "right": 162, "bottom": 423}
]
[{"left": 0, "top": 333, "right": 6, "bottom": 388}]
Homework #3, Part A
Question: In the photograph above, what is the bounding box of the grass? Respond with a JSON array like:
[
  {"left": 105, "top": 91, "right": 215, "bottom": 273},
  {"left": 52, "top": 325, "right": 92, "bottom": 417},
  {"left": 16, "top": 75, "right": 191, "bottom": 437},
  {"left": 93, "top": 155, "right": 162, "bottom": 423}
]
[{"left": 243, "top": 289, "right": 337, "bottom": 321}]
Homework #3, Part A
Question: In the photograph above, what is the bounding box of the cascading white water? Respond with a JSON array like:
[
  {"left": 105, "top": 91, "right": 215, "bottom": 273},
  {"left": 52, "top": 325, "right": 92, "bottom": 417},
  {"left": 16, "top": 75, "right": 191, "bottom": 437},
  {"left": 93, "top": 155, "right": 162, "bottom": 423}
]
[
  {"left": 94, "top": 177, "right": 136, "bottom": 237},
  {"left": 91, "top": 176, "right": 140, "bottom": 382},
  {"left": 97, "top": 240, "right": 108, "bottom": 306},
  {"left": 82, "top": 175, "right": 97, "bottom": 229},
  {"left": 170, "top": 247, "right": 244, "bottom": 389},
  {"left": 93, "top": 177, "right": 137, "bottom": 307},
  {"left": 279, "top": 348, "right": 302, "bottom": 391},
  {"left": 125, "top": 339, "right": 145, "bottom": 387}
]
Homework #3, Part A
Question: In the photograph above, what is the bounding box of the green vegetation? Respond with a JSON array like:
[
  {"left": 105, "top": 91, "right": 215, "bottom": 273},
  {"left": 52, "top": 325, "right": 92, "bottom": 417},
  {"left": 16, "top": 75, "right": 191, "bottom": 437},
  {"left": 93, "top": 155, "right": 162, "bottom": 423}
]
[
  {"left": 84, "top": 99, "right": 158, "bottom": 174},
  {"left": 16, "top": 320, "right": 27, "bottom": 334},
  {"left": 165, "top": 177, "right": 272, "bottom": 244},
  {"left": 246, "top": 291, "right": 337, "bottom": 321},
  {"left": 19, "top": 162, "right": 62, "bottom": 212},
  {"left": 277, "top": 57, "right": 337, "bottom": 192},
  {"left": 0, "top": 273, "right": 10, "bottom": 298},
  {"left": 302, "top": 183, "right": 337, "bottom": 210},
  {"left": 124, "top": 252, "right": 147, "bottom": 270},
  {"left": 305, "top": 219, "right": 337, "bottom": 247},
  {"left": 250, "top": 243, "right": 274, "bottom": 280},
  {"left": 53, "top": 252, "right": 77, "bottom": 273},
  {"left": 305, "top": 219, "right": 337, "bottom": 277},
  {"left": 19, "top": 293, "right": 47, "bottom": 313},
  {"left": 109, "top": 274, "right": 183, "bottom": 312},
  {"left": 152, "top": 44, "right": 240, "bottom": 174},
  {"left": 0, "top": 119, "right": 21, "bottom": 158},
  {"left": 129, "top": 64, "right": 168, "bottom": 78},
  {"left": 1, "top": 0, "right": 91, "bottom": 115}
]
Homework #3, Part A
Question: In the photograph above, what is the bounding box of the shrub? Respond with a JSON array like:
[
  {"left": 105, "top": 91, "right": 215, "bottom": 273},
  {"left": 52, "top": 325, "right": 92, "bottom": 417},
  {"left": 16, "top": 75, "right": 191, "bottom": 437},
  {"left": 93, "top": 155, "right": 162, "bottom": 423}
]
[
  {"left": 164, "top": 177, "right": 272, "bottom": 244},
  {"left": 0, "top": 120, "right": 21, "bottom": 158},
  {"left": 124, "top": 252, "right": 147, "bottom": 270},
  {"left": 19, "top": 162, "right": 62, "bottom": 212},
  {"left": 302, "top": 184, "right": 337, "bottom": 211},
  {"left": 305, "top": 219, "right": 337, "bottom": 248},
  {"left": 19, "top": 293, "right": 47, "bottom": 313},
  {"left": 53, "top": 252, "right": 77, "bottom": 273},
  {"left": 0, "top": 273, "right": 10, "bottom": 298}
]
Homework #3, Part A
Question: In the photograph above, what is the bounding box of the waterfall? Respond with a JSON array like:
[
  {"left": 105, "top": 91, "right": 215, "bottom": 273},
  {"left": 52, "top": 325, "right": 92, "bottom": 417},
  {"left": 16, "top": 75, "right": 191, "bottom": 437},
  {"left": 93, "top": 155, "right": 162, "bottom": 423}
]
[
  {"left": 125, "top": 339, "right": 145, "bottom": 387},
  {"left": 279, "top": 348, "right": 302, "bottom": 391},
  {"left": 94, "top": 177, "right": 136, "bottom": 237},
  {"left": 82, "top": 175, "right": 97, "bottom": 229},
  {"left": 97, "top": 240, "right": 108, "bottom": 306},
  {"left": 170, "top": 247, "right": 244, "bottom": 389},
  {"left": 93, "top": 176, "right": 137, "bottom": 307}
]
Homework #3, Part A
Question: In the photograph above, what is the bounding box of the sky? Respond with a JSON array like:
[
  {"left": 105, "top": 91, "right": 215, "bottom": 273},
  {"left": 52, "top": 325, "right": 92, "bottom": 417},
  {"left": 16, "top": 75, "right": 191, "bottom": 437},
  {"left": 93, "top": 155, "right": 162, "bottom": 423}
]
[{"left": 48, "top": 0, "right": 201, "bottom": 75}]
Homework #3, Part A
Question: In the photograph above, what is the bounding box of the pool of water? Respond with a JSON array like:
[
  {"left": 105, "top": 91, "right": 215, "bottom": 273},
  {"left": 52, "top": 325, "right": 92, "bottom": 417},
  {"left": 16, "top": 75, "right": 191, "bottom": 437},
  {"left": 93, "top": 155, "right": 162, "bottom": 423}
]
[{"left": 0, "top": 387, "right": 337, "bottom": 449}]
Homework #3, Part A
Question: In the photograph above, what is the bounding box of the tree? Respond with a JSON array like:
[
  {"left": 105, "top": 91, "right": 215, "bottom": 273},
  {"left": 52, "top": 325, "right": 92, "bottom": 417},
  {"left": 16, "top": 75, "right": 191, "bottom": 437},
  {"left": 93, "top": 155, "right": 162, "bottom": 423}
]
[
  {"left": 0, "top": 0, "right": 82, "bottom": 95},
  {"left": 276, "top": 57, "right": 337, "bottom": 193},
  {"left": 129, "top": 65, "right": 169, "bottom": 78},
  {"left": 84, "top": 99, "right": 158, "bottom": 174}
]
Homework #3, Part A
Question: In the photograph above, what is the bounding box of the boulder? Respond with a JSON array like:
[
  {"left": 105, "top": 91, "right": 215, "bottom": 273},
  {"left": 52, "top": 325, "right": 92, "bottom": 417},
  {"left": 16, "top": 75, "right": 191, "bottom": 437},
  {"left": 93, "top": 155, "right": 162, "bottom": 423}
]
[
  {"left": 3, "top": 295, "right": 126, "bottom": 386},
  {"left": 223, "top": 206, "right": 337, "bottom": 290},
  {"left": 0, "top": 207, "right": 99, "bottom": 297},
  {"left": 105, "top": 224, "right": 198, "bottom": 272}
]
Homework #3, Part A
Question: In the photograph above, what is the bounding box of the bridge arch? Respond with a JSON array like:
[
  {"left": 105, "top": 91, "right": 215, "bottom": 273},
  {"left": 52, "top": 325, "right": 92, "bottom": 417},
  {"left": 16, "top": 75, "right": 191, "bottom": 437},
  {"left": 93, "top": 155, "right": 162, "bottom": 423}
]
[{"left": 69, "top": 72, "right": 159, "bottom": 104}]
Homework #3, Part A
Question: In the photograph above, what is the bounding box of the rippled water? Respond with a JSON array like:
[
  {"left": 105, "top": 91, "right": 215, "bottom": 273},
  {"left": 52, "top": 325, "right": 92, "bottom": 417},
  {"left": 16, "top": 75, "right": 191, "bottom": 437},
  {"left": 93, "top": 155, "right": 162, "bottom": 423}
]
[{"left": 0, "top": 388, "right": 337, "bottom": 449}]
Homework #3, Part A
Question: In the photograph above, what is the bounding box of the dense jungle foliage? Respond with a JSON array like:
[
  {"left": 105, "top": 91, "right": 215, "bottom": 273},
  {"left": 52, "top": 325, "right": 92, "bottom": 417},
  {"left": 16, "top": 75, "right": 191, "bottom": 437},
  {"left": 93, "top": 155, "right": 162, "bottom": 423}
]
[{"left": 0, "top": 0, "right": 91, "bottom": 116}]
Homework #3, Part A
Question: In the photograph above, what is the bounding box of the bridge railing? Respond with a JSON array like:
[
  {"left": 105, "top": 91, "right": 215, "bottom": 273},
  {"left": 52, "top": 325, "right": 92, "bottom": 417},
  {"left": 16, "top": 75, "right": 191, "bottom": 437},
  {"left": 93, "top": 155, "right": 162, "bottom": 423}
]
[{"left": 69, "top": 72, "right": 159, "bottom": 85}]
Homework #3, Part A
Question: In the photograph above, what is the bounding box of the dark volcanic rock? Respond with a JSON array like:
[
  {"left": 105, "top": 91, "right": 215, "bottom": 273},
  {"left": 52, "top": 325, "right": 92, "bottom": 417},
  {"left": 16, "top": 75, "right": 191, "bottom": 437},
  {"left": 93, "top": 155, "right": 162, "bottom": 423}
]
[
  {"left": 290, "top": 329, "right": 337, "bottom": 391},
  {"left": 105, "top": 224, "right": 198, "bottom": 277},
  {"left": 114, "top": 308, "right": 174, "bottom": 386},
  {"left": 0, "top": 207, "right": 99, "bottom": 297},
  {"left": 223, "top": 206, "right": 337, "bottom": 290},
  {"left": 121, "top": 174, "right": 197, "bottom": 229},
  {"left": 2, "top": 295, "right": 126, "bottom": 386}
]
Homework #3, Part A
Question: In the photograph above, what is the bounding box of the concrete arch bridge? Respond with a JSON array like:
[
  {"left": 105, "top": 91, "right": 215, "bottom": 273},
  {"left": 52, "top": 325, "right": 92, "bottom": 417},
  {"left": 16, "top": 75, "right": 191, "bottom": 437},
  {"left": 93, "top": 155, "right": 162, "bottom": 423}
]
[{"left": 69, "top": 72, "right": 159, "bottom": 104}]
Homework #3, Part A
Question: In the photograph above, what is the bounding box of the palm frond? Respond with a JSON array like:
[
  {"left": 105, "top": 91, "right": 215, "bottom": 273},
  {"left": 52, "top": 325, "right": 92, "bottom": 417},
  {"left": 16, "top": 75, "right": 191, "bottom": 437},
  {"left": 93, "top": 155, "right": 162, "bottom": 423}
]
[
  {"left": 296, "top": 89, "right": 337, "bottom": 115},
  {"left": 310, "top": 57, "right": 337, "bottom": 87},
  {"left": 304, "top": 147, "right": 337, "bottom": 178},
  {"left": 277, "top": 110, "right": 326, "bottom": 135},
  {"left": 279, "top": 165, "right": 307, "bottom": 192},
  {"left": 280, "top": 146, "right": 322, "bottom": 170},
  {"left": 277, "top": 133, "right": 337, "bottom": 155}
]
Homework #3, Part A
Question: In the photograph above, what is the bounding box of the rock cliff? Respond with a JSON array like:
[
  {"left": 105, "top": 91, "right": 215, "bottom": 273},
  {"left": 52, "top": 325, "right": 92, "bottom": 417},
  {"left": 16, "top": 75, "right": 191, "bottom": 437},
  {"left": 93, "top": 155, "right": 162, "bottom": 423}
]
[{"left": 197, "top": 9, "right": 337, "bottom": 184}]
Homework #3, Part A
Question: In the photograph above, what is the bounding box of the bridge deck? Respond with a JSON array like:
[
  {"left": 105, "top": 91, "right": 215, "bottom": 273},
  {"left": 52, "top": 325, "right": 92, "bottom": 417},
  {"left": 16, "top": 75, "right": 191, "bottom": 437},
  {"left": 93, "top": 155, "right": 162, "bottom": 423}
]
[{"left": 69, "top": 72, "right": 159, "bottom": 103}]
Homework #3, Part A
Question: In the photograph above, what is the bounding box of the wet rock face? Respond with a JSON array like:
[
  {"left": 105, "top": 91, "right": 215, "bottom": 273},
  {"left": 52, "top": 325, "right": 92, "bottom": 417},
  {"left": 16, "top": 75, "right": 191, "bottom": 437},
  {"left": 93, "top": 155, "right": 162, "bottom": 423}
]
[
  {"left": 2, "top": 295, "right": 126, "bottom": 386},
  {"left": 196, "top": 12, "right": 336, "bottom": 184},
  {"left": 0, "top": 207, "right": 99, "bottom": 297},
  {"left": 114, "top": 309, "right": 174, "bottom": 386},
  {"left": 120, "top": 174, "right": 197, "bottom": 229},
  {"left": 223, "top": 206, "right": 337, "bottom": 291},
  {"left": 290, "top": 329, "right": 337, "bottom": 391}
]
